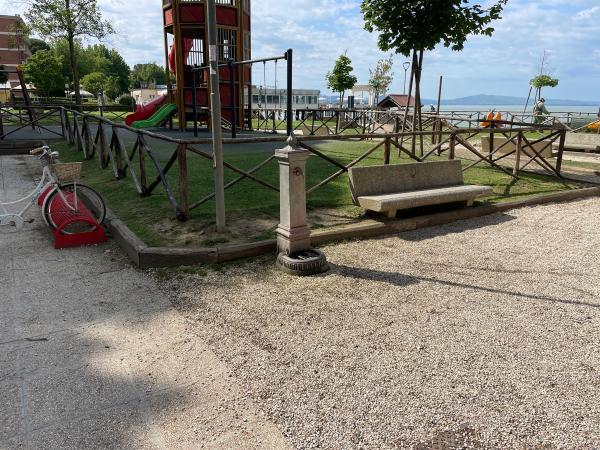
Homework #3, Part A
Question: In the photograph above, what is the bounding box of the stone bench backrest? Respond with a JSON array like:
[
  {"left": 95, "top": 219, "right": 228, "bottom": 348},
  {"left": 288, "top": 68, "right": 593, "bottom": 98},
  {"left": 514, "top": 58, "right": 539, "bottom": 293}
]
[{"left": 349, "top": 160, "right": 464, "bottom": 198}]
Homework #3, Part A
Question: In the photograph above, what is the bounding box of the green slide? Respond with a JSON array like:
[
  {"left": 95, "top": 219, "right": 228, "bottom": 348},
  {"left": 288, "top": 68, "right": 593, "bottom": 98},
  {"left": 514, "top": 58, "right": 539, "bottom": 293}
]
[{"left": 131, "top": 103, "right": 177, "bottom": 129}]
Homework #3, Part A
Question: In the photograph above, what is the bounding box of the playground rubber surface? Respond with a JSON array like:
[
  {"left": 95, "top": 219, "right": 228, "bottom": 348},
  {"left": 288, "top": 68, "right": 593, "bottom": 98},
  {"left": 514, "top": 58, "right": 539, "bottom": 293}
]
[
  {"left": 0, "top": 155, "right": 289, "bottom": 449},
  {"left": 170, "top": 197, "right": 600, "bottom": 449}
]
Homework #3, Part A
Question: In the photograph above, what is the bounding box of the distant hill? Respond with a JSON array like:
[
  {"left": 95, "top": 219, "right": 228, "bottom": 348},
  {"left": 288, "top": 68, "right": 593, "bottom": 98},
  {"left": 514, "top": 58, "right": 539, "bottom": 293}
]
[
  {"left": 321, "top": 93, "right": 599, "bottom": 107},
  {"left": 423, "top": 94, "right": 599, "bottom": 107}
]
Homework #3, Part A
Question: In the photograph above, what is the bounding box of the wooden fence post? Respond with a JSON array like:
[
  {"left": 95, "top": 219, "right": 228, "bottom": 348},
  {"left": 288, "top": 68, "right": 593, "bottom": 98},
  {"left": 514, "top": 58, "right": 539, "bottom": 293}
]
[
  {"left": 384, "top": 137, "right": 391, "bottom": 165},
  {"left": 177, "top": 144, "right": 189, "bottom": 220},
  {"left": 59, "top": 108, "right": 66, "bottom": 138},
  {"left": 556, "top": 129, "right": 566, "bottom": 174},
  {"left": 449, "top": 133, "right": 456, "bottom": 160},
  {"left": 139, "top": 136, "right": 148, "bottom": 195},
  {"left": 513, "top": 130, "right": 523, "bottom": 176}
]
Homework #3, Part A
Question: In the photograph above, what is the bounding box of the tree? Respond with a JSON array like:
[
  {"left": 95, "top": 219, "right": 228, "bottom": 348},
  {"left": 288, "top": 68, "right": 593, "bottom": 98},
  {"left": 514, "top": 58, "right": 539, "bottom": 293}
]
[
  {"left": 530, "top": 74, "right": 558, "bottom": 101},
  {"left": 28, "top": 38, "right": 50, "bottom": 55},
  {"left": 81, "top": 71, "right": 107, "bottom": 96},
  {"left": 326, "top": 53, "right": 358, "bottom": 107},
  {"left": 84, "top": 45, "right": 130, "bottom": 93},
  {"left": 103, "top": 76, "right": 121, "bottom": 101},
  {"left": 25, "top": 0, "right": 114, "bottom": 107},
  {"left": 23, "top": 49, "right": 65, "bottom": 96},
  {"left": 362, "top": 0, "right": 508, "bottom": 145},
  {"left": 130, "top": 63, "right": 167, "bottom": 89},
  {"left": 369, "top": 55, "right": 394, "bottom": 104}
]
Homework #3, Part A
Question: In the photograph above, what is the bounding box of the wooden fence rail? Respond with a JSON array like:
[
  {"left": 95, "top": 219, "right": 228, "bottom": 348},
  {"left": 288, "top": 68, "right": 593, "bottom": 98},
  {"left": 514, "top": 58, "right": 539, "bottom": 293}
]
[{"left": 1, "top": 105, "right": 569, "bottom": 223}]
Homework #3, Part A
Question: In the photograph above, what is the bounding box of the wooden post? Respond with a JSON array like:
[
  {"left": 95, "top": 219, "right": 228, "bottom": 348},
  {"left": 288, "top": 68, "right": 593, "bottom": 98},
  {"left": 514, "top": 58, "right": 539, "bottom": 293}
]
[
  {"left": 98, "top": 122, "right": 108, "bottom": 168},
  {"left": 206, "top": 0, "right": 226, "bottom": 231},
  {"left": 139, "top": 136, "right": 148, "bottom": 195},
  {"left": 384, "top": 137, "right": 391, "bottom": 165},
  {"left": 65, "top": 111, "right": 73, "bottom": 145},
  {"left": 59, "top": 108, "right": 66, "bottom": 138},
  {"left": 556, "top": 129, "right": 566, "bottom": 174},
  {"left": 177, "top": 143, "right": 189, "bottom": 220},
  {"left": 449, "top": 132, "right": 456, "bottom": 160},
  {"left": 513, "top": 130, "right": 523, "bottom": 176}
]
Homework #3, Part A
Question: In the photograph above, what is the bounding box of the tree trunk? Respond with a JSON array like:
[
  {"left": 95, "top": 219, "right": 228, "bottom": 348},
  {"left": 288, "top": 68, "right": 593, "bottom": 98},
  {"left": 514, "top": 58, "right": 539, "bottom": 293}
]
[
  {"left": 65, "top": 0, "right": 81, "bottom": 108},
  {"left": 67, "top": 35, "right": 81, "bottom": 108}
]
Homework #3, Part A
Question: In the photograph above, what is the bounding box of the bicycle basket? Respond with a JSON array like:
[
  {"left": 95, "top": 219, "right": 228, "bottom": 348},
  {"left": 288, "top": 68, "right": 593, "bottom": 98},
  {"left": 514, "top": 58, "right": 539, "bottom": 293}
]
[{"left": 51, "top": 163, "right": 82, "bottom": 183}]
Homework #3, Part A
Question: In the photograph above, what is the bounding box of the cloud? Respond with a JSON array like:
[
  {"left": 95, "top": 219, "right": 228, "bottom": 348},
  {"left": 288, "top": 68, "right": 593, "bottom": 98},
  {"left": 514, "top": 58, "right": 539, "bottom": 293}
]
[{"left": 2, "top": 0, "right": 599, "bottom": 100}]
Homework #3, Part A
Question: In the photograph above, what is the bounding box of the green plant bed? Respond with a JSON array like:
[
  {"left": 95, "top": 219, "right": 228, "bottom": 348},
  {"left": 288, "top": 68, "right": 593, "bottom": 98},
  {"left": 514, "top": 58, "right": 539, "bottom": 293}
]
[{"left": 53, "top": 138, "right": 583, "bottom": 248}]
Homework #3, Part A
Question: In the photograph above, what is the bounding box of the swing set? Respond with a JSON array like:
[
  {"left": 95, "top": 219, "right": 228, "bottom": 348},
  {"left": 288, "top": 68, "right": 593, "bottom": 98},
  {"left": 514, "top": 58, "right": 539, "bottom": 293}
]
[{"left": 190, "top": 49, "right": 293, "bottom": 138}]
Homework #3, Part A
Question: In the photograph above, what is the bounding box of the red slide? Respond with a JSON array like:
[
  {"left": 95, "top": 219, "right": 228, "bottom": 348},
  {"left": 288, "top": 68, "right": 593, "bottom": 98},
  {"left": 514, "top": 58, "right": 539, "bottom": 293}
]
[{"left": 125, "top": 39, "right": 193, "bottom": 126}]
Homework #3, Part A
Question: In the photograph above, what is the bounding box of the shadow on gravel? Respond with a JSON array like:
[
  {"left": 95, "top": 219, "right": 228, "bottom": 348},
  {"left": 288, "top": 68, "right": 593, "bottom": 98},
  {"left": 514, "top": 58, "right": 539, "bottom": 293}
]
[
  {"left": 329, "top": 263, "right": 599, "bottom": 309},
  {"left": 399, "top": 210, "right": 517, "bottom": 242}
]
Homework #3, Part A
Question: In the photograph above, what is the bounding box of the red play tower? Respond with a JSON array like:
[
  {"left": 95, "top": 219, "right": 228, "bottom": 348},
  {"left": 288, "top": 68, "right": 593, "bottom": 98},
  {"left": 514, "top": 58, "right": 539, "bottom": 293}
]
[{"left": 162, "top": 0, "right": 251, "bottom": 130}]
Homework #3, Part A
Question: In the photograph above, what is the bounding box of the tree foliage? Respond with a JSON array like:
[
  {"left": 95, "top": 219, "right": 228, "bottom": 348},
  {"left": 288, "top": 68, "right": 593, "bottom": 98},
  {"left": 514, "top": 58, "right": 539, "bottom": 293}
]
[
  {"left": 25, "top": 0, "right": 114, "bottom": 106},
  {"left": 23, "top": 49, "right": 65, "bottom": 95},
  {"left": 361, "top": 0, "right": 509, "bottom": 56},
  {"left": 361, "top": 0, "right": 508, "bottom": 139},
  {"left": 80, "top": 71, "right": 121, "bottom": 100},
  {"left": 326, "top": 53, "right": 358, "bottom": 106},
  {"left": 81, "top": 72, "right": 107, "bottom": 96},
  {"left": 28, "top": 38, "right": 50, "bottom": 55},
  {"left": 130, "top": 63, "right": 167, "bottom": 89},
  {"left": 530, "top": 74, "right": 559, "bottom": 89},
  {"left": 84, "top": 44, "right": 130, "bottom": 92},
  {"left": 369, "top": 55, "right": 394, "bottom": 103}
]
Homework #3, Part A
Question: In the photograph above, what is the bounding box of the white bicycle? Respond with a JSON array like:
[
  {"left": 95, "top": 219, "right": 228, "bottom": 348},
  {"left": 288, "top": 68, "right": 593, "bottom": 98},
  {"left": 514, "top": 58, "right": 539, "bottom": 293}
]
[{"left": 0, "top": 146, "right": 106, "bottom": 232}]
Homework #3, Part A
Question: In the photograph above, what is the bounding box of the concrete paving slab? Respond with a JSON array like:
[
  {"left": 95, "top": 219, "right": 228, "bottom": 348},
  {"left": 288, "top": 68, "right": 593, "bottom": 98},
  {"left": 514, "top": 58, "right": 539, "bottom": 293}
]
[
  {"left": 25, "top": 355, "right": 137, "bottom": 431},
  {"left": 0, "top": 154, "right": 290, "bottom": 449},
  {"left": 27, "top": 401, "right": 150, "bottom": 450}
]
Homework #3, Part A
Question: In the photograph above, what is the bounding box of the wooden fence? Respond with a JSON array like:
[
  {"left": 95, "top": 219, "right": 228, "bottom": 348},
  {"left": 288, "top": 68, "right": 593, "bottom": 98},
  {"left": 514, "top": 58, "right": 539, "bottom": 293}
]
[{"left": 1, "top": 105, "right": 568, "bottom": 223}]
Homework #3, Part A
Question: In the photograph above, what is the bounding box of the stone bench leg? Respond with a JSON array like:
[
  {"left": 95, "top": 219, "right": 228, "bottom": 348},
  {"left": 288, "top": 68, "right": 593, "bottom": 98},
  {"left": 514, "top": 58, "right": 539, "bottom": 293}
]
[
  {"left": 465, "top": 200, "right": 474, "bottom": 207},
  {"left": 386, "top": 210, "right": 397, "bottom": 219}
]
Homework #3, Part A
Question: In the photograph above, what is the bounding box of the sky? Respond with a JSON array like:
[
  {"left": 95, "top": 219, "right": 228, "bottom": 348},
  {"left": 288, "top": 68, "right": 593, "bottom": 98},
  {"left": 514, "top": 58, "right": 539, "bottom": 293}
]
[{"left": 3, "top": 0, "right": 599, "bottom": 101}]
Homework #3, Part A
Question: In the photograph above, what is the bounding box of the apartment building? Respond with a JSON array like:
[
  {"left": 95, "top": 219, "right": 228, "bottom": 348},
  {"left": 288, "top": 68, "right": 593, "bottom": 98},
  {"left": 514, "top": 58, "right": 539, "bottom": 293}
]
[{"left": 0, "top": 15, "right": 31, "bottom": 87}]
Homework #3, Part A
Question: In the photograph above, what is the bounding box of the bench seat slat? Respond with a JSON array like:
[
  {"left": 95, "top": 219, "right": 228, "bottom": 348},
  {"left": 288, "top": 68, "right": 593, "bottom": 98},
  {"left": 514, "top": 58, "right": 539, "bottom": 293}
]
[{"left": 357, "top": 185, "right": 493, "bottom": 212}]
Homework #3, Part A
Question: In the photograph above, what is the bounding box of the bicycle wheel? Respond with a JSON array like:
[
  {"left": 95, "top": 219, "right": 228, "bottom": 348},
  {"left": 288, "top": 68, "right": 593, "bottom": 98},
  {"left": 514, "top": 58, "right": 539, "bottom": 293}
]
[{"left": 43, "top": 183, "right": 106, "bottom": 233}]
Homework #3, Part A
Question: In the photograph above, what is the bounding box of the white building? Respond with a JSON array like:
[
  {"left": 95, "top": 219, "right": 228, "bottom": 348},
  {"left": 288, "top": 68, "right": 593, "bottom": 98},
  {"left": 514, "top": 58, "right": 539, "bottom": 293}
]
[
  {"left": 248, "top": 87, "right": 320, "bottom": 110},
  {"left": 131, "top": 84, "right": 168, "bottom": 105}
]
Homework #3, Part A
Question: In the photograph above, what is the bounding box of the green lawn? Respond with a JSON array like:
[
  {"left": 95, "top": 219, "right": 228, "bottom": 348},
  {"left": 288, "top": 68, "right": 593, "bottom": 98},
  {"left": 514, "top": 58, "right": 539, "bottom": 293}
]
[{"left": 54, "top": 137, "right": 583, "bottom": 247}]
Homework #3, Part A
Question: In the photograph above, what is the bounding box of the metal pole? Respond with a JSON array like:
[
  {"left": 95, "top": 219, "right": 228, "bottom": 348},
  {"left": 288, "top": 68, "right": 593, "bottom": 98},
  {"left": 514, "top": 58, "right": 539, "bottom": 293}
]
[
  {"left": 206, "top": 0, "right": 226, "bottom": 232},
  {"left": 229, "top": 58, "right": 236, "bottom": 139},
  {"left": 435, "top": 75, "right": 443, "bottom": 145},
  {"left": 403, "top": 61, "right": 410, "bottom": 96},
  {"left": 286, "top": 49, "right": 293, "bottom": 137},
  {"left": 192, "top": 65, "right": 198, "bottom": 137}
]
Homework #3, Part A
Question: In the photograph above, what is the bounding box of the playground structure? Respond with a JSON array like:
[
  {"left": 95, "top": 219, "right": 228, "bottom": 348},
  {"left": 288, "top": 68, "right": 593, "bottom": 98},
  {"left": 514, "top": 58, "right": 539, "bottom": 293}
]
[{"left": 126, "top": 0, "right": 252, "bottom": 131}]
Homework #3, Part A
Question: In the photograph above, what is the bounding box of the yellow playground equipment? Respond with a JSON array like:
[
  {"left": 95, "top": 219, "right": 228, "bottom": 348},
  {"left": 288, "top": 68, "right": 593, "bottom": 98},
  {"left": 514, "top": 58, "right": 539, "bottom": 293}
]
[
  {"left": 481, "top": 111, "right": 502, "bottom": 128},
  {"left": 587, "top": 120, "right": 599, "bottom": 132}
]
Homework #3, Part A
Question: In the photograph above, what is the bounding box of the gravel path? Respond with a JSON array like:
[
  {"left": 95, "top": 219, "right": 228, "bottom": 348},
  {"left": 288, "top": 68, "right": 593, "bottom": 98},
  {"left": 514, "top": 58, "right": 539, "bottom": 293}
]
[{"left": 171, "top": 198, "right": 600, "bottom": 449}]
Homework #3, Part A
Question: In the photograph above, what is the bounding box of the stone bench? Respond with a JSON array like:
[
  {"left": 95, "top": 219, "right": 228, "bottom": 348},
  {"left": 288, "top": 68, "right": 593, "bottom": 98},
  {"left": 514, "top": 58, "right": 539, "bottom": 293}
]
[{"left": 349, "top": 160, "right": 493, "bottom": 218}]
